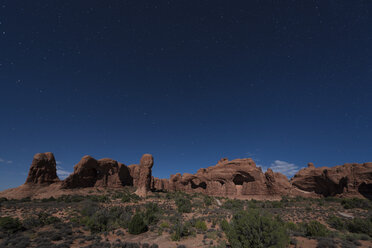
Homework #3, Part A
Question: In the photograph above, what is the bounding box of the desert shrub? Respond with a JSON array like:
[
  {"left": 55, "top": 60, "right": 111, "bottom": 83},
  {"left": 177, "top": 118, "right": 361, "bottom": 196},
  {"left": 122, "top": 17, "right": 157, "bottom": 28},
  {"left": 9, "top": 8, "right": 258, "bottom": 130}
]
[
  {"left": 57, "top": 194, "right": 85, "bottom": 203},
  {"left": 291, "top": 196, "right": 306, "bottom": 202},
  {"left": 19, "top": 197, "right": 31, "bottom": 202},
  {"left": 323, "top": 197, "right": 341, "bottom": 202},
  {"left": 80, "top": 200, "right": 100, "bottom": 217},
  {"left": 171, "top": 221, "right": 193, "bottom": 241},
  {"left": 222, "top": 199, "right": 244, "bottom": 211},
  {"left": 204, "top": 195, "right": 213, "bottom": 207},
  {"left": 304, "top": 221, "right": 329, "bottom": 237},
  {"left": 271, "top": 201, "right": 283, "bottom": 208},
  {"left": 37, "top": 212, "right": 61, "bottom": 225},
  {"left": 128, "top": 213, "right": 148, "bottom": 235},
  {"left": 316, "top": 237, "right": 338, "bottom": 248},
  {"left": 222, "top": 209, "right": 289, "bottom": 248},
  {"left": 0, "top": 217, "right": 23, "bottom": 234},
  {"left": 160, "top": 221, "right": 170, "bottom": 228},
  {"left": 108, "top": 206, "right": 132, "bottom": 229},
  {"left": 144, "top": 202, "right": 160, "bottom": 225},
  {"left": 341, "top": 198, "right": 372, "bottom": 210},
  {"left": 327, "top": 215, "right": 347, "bottom": 231},
  {"left": 0, "top": 197, "right": 8, "bottom": 203},
  {"left": 175, "top": 196, "right": 192, "bottom": 213},
  {"left": 347, "top": 218, "right": 372, "bottom": 237},
  {"left": 281, "top": 196, "right": 289, "bottom": 203},
  {"left": 220, "top": 219, "right": 229, "bottom": 232},
  {"left": 89, "top": 195, "right": 110, "bottom": 203},
  {"left": 81, "top": 206, "right": 132, "bottom": 233},
  {"left": 195, "top": 220, "right": 207, "bottom": 231},
  {"left": 0, "top": 233, "right": 30, "bottom": 248},
  {"left": 41, "top": 196, "right": 56, "bottom": 202},
  {"left": 83, "top": 209, "right": 111, "bottom": 233},
  {"left": 121, "top": 192, "right": 141, "bottom": 203},
  {"left": 206, "top": 230, "right": 218, "bottom": 239},
  {"left": 246, "top": 200, "right": 257, "bottom": 209}
]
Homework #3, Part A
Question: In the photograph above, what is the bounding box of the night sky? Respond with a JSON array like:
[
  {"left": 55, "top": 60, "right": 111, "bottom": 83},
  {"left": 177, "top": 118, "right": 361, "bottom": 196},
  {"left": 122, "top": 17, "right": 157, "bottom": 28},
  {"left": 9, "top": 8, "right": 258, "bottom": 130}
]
[{"left": 1, "top": 1, "right": 372, "bottom": 190}]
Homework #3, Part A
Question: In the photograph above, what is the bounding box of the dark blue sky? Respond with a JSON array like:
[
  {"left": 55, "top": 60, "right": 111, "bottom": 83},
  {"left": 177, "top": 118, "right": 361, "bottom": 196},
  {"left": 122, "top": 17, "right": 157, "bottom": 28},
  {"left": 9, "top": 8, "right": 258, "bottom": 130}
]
[{"left": 1, "top": 1, "right": 372, "bottom": 190}]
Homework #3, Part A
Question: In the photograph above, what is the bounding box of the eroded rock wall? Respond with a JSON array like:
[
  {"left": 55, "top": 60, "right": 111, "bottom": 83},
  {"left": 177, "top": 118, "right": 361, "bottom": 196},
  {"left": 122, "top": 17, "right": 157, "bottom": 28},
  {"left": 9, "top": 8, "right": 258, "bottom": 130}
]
[{"left": 25, "top": 152, "right": 59, "bottom": 184}]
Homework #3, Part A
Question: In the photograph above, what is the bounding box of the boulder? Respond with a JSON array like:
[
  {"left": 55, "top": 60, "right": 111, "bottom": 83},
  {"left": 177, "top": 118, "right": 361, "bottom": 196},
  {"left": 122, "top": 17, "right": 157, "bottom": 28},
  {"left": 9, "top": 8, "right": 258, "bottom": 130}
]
[
  {"left": 291, "top": 162, "right": 372, "bottom": 199},
  {"left": 25, "top": 152, "right": 59, "bottom": 184}
]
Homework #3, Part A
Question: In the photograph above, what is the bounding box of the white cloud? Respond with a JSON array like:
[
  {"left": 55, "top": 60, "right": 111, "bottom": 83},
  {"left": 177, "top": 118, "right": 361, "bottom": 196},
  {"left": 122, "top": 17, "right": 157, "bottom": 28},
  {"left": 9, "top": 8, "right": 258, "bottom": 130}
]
[
  {"left": 0, "top": 158, "right": 13, "bottom": 164},
  {"left": 57, "top": 166, "right": 71, "bottom": 179},
  {"left": 269, "top": 160, "right": 299, "bottom": 178},
  {"left": 56, "top": 161, "right": 62, "bottom": 165}
]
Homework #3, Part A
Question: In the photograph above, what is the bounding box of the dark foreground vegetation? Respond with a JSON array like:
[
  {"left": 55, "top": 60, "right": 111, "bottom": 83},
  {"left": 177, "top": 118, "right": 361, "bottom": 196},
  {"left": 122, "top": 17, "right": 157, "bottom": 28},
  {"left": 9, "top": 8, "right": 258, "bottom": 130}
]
[{"left": 0, "top": 190, "right": 371, "bottom": 248}]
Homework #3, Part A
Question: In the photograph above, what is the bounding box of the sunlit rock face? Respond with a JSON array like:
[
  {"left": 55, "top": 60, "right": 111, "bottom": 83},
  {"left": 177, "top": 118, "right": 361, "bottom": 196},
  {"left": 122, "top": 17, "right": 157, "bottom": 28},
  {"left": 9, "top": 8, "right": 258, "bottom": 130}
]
[
  {"left": 128, "top": 154, "right": 154, "bottom": 197},
  {"left": 152, "top": 158, "right": 293, "bottom": 197},
  {"left": 291, "top": 162, "right": 372, "bottom": 199},
  {"left": 25, "top": 152, "right": 60, "bottom": 184}
]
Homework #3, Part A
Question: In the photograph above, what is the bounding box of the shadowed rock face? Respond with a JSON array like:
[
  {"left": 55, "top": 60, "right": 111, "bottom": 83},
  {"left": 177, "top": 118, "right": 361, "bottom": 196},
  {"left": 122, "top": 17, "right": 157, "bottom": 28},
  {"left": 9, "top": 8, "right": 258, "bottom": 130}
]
[
  {"left": 291, "top": 162, "right": 372, "bottom": 198},
  {"left": 25, "top": 152, "right": 59, "bottom": 184},
  {"left": 152, "top": 158, "right": 293, "bottom": 197},
  {"left": 62, "top": 156, "right": 132, "bottom": 188}
]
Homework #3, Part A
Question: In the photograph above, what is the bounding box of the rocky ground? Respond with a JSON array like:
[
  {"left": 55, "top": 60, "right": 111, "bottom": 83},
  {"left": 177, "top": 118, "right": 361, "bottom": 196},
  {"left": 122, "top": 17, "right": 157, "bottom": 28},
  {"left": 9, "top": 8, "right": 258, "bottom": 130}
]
[{"left": 0, "top": 188, "right": 371, "bottom": 248}]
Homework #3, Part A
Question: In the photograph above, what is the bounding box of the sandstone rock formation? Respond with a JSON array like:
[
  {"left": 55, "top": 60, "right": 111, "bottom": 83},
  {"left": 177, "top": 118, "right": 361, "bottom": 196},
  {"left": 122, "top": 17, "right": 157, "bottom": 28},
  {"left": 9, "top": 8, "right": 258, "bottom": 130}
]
[
  {"left": 128, "top": 154, "right": 154, "bottom": 197},
  {"left": 4, "top": 152, "right": 371, "bottom": 200},
  {"left": 152, "top": 158, "right": 293, "bottom": 197},
  {"left": 25, "top": 152, "right": 59, "bottom": 184},
  {"left": 62, "top": 156, "right": 132, "bottom": 188},
  {"left": 291, "top": 162, "right": 372, "bottom": 199}
]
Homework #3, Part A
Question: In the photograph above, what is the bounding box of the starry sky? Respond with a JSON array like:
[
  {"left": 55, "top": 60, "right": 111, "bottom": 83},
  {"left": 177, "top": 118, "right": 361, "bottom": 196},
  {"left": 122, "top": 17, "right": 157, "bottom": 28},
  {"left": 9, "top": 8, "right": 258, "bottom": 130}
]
[{"left": 1, "top": 1, "right": 372, "bottom": 190}]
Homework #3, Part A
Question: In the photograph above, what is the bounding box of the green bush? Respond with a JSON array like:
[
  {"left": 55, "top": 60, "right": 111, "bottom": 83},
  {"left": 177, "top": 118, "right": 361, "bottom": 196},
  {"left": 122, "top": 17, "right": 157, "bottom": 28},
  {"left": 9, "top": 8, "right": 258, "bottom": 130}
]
[
  {"left": 144, "top": 202, "right": 161, "bottom": 225},
  {"left": 175, "top": 197, "right": 192, "bottom": 213},
  {"left": 222, "top": 199, "right": 244, "bottom": 210},
  {"left": 121, "top": 193, "right": 141, "bottom": 203},
  {"left": 128, "top": 213, "right": 148, "bottom": 235},
  {"left": 247, "top": 200, "right": 257, "bottom": 209},
  {"left": 220, "top": 219, "right": 229, "bottom": 232},
  {"left": 327, "top": 215, "right": 346, "bottom": 231},
  {"left": 347, "top": 218, "right": 372, "bottom": 237},
  {"left": 89, "top": 195, "right": 110, "bottom": 203},
  {"left": 324, "top": 197, "right": 342, "bottom": 203},
  {"left": 0, "top": 217, "right": 23, "bottom": 234},
  {"left": 341, "top": 198, "right": 372, "bottom": 210},
  {"left": 159, "top": 221, "right": 170, "bottom": 228},
  {"left": 57, "top": 195, "right": 84, "bottom": 203},
  {"left": 204, "top": 196, "right": 213, "bottom": 207},
  {"left": 223, "top": 209, "right": 289, "bottom": 248},
  {"left": 171, "top": 221, "right": 193, "bottom": 241},
  {"left": 271, "top": 201, "right": 283, "bottom": 208},
  {"left": 81, "top": 206, "right": 132, "bottom": 233},
  {"left": 304, "top": 221, "right": 329, "bottom": 237},
  {"left": 195, "top": 220, "right": 207, "bottom": 231},
  {"left": 37, "top": 212, "right": 60, "bottom": 225},
  {"left": 80, "top": 201, "right": 100, "bottom": 217},
  {"left": 41, "top": 197, "right": 56, "bottom": 202}
]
